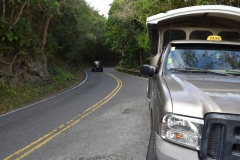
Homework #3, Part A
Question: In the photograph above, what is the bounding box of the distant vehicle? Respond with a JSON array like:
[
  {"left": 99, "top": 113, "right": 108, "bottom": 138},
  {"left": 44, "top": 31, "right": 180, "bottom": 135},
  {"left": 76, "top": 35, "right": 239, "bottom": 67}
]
[
  {"left": 141, "top": 5, "right": 240, "bottom": 160},
  {"left": 92, "top": 61, "right": 103, "bottom": 72}
]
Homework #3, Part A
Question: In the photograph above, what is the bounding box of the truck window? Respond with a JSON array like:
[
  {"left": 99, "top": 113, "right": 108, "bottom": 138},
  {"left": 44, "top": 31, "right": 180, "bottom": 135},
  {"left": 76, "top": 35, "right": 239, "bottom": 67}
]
[
  {"left": 163, "top": 30, "right": 186, "bottom": 47},
  {"left": 190, "top": 31, "right": 213, "bottom": 40},
  {"left": 218, "top": 32, "right": 240, "bottom": 42},
  {"left": 165, "top": 43, "right": 240, "bottom": 71},
  {"left": 150, "top": 30, "right": 160, "bottom": 56}
]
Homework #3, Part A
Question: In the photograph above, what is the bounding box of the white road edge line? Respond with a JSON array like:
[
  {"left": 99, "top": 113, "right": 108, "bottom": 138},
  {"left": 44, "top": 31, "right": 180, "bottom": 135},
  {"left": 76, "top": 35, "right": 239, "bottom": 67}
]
[{"left": 0, "top": 70, "right": 88, "bottom": 118}]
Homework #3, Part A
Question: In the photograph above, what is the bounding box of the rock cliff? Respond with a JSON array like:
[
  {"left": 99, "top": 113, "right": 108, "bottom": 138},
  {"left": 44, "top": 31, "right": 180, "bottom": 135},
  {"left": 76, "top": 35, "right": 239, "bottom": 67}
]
[{"left": 0, "top": 52, "right": 50, "bottom": 86}]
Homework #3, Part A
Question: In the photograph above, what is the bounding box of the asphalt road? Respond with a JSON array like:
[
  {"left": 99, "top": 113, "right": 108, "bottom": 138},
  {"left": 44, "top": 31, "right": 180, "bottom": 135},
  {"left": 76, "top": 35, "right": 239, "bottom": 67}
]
[{"left": 0, "top": 68, "right": 150, "bottom": 160}]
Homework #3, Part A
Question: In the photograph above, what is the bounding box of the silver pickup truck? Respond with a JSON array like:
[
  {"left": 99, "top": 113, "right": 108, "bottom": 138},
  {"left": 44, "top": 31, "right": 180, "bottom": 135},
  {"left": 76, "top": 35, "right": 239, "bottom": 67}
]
[{"left": 141, "top": 5, "right": 240, "bottom": 160}]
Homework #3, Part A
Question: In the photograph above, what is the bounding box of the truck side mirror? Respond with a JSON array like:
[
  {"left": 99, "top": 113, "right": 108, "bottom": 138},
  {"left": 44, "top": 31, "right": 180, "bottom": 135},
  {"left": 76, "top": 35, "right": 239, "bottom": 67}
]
[{"left": 140, "top": 64, "right": 157, "bottom": 77}]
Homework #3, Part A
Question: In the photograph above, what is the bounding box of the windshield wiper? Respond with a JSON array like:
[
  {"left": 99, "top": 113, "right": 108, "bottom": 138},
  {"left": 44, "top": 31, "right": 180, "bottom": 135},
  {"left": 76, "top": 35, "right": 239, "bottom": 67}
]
[
  {"left": 205, "top": 70, "right": 229, "bottom": 76},
  {"left": 185, "top": 67, "right": 200, "bottom": 70},
  {"left": 170, "top": 67, "right": 229, "bottom": 76},
  {"left": 226, "top": 70, "right": 240, "bottom": 75},
  {"left": 170, "top": 67, "right": 199, "bottom": 71},
  {"left": 226, "top": 70, "right": 240, "bottom": 72}
]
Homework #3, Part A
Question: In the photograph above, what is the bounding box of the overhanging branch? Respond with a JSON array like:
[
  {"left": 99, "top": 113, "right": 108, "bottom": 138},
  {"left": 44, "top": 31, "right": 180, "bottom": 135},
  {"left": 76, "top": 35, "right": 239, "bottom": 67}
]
[
  {"left": 1, "top": 0, "right": 9, "bottom": 25},
  {"left": 0, "top": 70, "right": 15, "bottom": 77},
  {"left": 8, "top": 0, "right": 28, "bottom": 31}
]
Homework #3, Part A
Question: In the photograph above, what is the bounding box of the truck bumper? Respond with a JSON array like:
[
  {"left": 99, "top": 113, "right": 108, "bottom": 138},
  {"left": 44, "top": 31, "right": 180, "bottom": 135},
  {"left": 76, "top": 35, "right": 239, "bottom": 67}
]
[{"left": 155, "top": 132, "right": 200, "bottom": 160}]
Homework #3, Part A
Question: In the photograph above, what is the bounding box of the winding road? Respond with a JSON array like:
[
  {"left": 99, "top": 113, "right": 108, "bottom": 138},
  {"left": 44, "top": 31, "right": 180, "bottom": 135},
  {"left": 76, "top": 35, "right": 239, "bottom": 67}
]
[{"left": 0, "top": 68, "right": 150, "bottom": 160}]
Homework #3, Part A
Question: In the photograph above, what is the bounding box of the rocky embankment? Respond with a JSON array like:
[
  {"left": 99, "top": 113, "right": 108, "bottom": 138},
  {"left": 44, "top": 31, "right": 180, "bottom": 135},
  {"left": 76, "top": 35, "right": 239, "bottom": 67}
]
[{"left": 0, "top": 52, "right": 50, "bottom": 86}]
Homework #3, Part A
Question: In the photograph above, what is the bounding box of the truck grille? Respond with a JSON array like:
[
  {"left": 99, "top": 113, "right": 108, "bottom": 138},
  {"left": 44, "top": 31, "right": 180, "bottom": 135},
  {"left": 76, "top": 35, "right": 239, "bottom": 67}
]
[
  {"left": 200, "top": 113, "right": 240, "bottom": 160},
  {"left": 208, "top": 124, "right": 221, "bottom": 159}
]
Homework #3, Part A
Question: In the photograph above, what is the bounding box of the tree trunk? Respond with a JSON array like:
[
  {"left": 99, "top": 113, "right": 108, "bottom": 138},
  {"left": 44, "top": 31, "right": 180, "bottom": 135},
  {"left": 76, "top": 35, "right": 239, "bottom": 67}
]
[{"left": 41, "top": 15, "right": 53, "bottom": 50}]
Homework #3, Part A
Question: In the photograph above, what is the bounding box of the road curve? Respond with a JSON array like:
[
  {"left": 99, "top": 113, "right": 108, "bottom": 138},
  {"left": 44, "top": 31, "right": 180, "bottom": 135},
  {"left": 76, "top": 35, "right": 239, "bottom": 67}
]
[{"left": 0, "top": 67, "right": 150, "bottom": 160}]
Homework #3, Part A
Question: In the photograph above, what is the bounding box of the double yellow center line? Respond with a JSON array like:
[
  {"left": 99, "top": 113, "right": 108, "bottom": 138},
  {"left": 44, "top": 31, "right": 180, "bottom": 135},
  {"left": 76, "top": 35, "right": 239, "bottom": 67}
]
[{"left": 4, "top": 72, "right": 122, "bottom": 160}]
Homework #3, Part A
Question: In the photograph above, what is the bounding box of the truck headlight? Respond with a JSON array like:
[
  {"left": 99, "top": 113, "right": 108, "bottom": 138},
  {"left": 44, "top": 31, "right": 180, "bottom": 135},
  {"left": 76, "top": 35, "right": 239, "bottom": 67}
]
[{"left": 161, "top": 114, "right": 204, "bottom": 150}]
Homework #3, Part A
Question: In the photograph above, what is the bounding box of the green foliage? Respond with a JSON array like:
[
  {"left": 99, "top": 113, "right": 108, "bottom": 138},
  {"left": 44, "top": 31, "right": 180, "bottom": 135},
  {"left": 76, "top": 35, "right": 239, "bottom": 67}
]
[
  {"left": 137, "top": 31, "right": 150, "bottom": 51},
  {"left": 105, "top": 0, "right": 240, "bottom": 69},
  {"left": 48, "top": 63, "right": 76, "bottom": 82},
  {"left": 44, "top": 34, "right": 60, "bottom": 58},
  {"left": 5, "top": 31, "right": 14, "bottom": 42},
  {"left": 0, "top": 63, "right": 83, "bottom": 113},
  {"left": 0, "top": 0, "right": 115, "bottom": 79},
  {"left": 2, "top": 0, "right": 238, "bottom": 88},
  {"left": 1, "top": 0, "right": 239, "bottom": 112},
  {"left": 0, "top": 14, "right": 41, "bottom": 53},
  {"left": 105, "top": 0, "right": 151, "bottom": 68}
]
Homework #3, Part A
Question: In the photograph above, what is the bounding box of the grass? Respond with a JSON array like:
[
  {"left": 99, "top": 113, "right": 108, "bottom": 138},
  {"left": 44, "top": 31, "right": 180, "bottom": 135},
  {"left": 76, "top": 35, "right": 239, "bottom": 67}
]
[{"left": 0, "top": 65, "right": 86, "bottom": 114}]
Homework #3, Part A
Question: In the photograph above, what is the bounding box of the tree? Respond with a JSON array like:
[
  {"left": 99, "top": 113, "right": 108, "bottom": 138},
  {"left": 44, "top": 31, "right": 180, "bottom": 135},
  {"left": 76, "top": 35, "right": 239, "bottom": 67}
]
[
  {"left": 105, "top": 0, "right": 150, "bottom": 68},
  {"left": 1, "top": 0, "right": 28, "bottom": 31}
]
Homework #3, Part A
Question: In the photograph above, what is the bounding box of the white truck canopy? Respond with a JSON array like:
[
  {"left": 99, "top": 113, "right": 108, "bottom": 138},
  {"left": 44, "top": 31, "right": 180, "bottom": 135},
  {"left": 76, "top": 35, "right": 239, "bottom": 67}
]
[{"left": 147, "top": 5, "right": 240, "bottom": 38}]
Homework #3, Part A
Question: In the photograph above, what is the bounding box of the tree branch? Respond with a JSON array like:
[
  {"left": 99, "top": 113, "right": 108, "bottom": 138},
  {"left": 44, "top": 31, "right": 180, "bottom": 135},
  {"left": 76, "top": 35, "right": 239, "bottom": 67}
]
[
  {"left": 9, "top": 52, "right": 18, "bottom": 75},
  {"left": 10, "top": 0, "right": 15, "bottom": 25},
  {"left": 0, "top": 59, "right": 10, "bottom": 65},
  {"left": 8, "top": 0, "right": 28, "bottom": 31},
  {"left": 57, "top": 0, "right": 66, "bottom": 12},
  {"left": 0, "top": 70, "right": 15, "bottom": 77},
  {"left": 38, "top": 0, "right": 44, "bottom": 11},
  {"left": 1, "top": 0, "right": 9, "bottom": 24},
  {"left": 9, "top": 46, "right": 27, "bottom": 75}
]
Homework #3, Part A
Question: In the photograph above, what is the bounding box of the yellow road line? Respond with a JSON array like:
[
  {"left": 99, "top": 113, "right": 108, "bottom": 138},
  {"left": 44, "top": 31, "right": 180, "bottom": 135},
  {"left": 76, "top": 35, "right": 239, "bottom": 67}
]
[{"left": 4, "top": 72, "right": 122, "bottom": 160}]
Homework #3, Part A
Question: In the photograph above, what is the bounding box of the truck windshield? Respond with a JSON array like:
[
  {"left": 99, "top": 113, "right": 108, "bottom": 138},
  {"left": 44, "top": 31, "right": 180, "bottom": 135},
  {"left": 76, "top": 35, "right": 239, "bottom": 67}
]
[{"left": 166, "top": 43, "right": 240, "bottom": 73}]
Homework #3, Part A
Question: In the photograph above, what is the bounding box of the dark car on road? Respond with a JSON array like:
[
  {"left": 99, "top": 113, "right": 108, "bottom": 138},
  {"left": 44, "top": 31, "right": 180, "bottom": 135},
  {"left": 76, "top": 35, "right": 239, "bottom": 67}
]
[{"left": 92, "top": 61, "right": 103, "bottom": 72}]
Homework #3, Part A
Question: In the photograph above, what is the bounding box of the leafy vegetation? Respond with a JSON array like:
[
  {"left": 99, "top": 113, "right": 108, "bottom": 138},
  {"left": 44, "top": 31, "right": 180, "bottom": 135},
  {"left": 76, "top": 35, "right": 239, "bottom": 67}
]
[
  {"left": 0, "top": 0, "right": 119, "bottom": 113},
  {"left": 0, "top": 64, "right": 85, "bottom": 114},
  {"left": 0, "top": 0, "right": 239, "bottom": 113},
  {"left": 1, "top": 0, "right": 239, "bottom": 74},
  {"left": 105, "top": 0, "right": 240, "bottom": 69},
  {"left": 0, "top": 0, "right": 118, "bottom": 80}
]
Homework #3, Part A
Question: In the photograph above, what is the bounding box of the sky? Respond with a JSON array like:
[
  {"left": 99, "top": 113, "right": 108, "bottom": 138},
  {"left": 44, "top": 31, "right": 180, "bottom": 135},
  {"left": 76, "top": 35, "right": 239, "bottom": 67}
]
[{"left": 85, "top": 0, "right": 113, "bottom": 18}]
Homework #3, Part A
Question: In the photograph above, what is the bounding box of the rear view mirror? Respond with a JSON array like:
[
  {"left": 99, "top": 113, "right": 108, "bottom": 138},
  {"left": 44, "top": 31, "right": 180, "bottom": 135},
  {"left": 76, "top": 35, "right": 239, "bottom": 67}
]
[{"left": 140, "top": 64, "right": 157, "bottom": 77}]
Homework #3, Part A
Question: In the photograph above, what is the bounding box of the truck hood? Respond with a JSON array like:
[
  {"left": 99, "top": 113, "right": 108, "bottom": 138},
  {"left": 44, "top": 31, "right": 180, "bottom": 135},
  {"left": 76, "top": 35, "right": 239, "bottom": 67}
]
[{"left": 164, "top": 73, "right": 240, "bottom": 118}]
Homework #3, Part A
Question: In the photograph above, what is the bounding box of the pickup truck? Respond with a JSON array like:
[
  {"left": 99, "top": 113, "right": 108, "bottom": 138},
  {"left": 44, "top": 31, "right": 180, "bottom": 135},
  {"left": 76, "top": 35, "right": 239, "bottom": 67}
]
[{"left": 141, "top": 5, "right": 240, "bottom": 160}]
